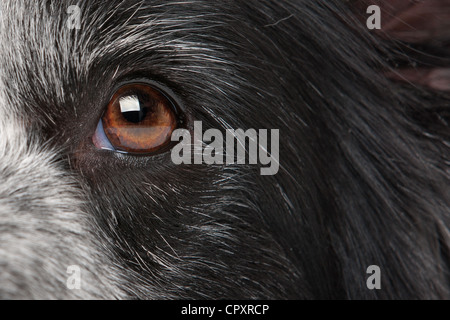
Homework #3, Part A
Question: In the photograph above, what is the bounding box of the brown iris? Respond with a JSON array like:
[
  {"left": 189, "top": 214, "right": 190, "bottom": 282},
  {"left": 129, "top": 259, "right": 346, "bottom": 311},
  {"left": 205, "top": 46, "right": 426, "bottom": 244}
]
[{"left": 102, "top": 83, "right": 177, "bottom": 154}]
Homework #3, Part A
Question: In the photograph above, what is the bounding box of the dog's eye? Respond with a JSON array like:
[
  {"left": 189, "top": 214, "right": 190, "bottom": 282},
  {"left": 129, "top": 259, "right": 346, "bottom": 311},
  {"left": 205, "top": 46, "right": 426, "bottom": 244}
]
[{"left": 93, "top": 83, "right": 178, "bottom": 154}]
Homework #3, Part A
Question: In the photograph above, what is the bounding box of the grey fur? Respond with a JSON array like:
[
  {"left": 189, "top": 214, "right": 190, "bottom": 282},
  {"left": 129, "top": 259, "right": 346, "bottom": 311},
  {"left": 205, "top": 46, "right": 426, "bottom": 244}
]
[
  {"left": 0, "top": 93, "right": 123, "bottom": 299},
  {"left": 0, "top": 0, "right": 449, "bottom": 300}
]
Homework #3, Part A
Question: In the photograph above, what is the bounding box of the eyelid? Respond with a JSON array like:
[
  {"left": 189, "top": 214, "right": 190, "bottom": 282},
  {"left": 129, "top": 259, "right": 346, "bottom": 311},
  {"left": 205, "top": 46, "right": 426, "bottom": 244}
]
[{"left": 109, "top": 78, "right": 186, "bottom": 113}]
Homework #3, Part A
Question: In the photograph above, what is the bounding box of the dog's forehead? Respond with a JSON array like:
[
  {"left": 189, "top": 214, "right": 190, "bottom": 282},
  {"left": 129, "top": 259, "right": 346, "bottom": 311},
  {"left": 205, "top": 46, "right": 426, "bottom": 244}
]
[
  {"left": 0, "top": 0, "right": 105, "bottom": 121},
  {"left": 0, "top": 0, "right": 300, "bottom": 138},
  {"left": 0, "top": 0, "right": 237, "bottom": 123}
]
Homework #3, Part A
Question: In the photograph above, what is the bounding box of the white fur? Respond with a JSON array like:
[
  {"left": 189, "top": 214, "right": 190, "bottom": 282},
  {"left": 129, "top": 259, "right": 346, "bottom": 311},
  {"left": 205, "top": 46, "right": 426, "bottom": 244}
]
[{"left": 0, "top": 87, "right": 123, "bottom": 299}]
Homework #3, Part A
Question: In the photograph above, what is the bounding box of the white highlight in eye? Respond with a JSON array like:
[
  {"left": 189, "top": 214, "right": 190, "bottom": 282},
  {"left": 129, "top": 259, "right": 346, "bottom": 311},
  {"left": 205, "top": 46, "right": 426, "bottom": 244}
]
[{"left": 119, "top": 95, "right": 140, "bottom": 113}]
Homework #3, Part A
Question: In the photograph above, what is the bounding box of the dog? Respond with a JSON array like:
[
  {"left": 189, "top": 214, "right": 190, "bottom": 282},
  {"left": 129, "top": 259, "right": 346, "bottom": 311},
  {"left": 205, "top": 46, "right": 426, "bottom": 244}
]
[{"left": 0, "top": 0, "right": 449, "bottom": 299}]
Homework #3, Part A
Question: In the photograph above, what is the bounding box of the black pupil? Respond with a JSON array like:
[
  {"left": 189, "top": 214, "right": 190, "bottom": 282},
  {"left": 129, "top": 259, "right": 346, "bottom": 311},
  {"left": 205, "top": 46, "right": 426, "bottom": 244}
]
[
  {"left": 123, "top": 108, "right": 147, "bottom": 123},
  {"left": 120, "top": 93, "right": 150, "bottom": 123}
]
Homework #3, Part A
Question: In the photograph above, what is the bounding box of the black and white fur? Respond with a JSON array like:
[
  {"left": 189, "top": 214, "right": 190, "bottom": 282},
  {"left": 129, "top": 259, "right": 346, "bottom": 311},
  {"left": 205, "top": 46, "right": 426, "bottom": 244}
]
[{"left": 0, "top": 0, "right": 449, "bottom": 299}]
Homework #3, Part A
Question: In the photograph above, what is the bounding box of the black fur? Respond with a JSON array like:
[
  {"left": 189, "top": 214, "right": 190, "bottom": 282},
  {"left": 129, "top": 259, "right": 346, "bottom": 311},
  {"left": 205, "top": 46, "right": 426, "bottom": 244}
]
[{"left": 0, "top": 0, "right": 449, "bottom": 299}]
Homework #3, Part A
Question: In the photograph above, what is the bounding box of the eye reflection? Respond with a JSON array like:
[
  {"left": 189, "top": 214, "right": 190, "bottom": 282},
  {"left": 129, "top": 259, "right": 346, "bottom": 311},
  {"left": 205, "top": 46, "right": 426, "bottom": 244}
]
[{"left": 119, "top": 95, "right": 148, "bottom": 123}]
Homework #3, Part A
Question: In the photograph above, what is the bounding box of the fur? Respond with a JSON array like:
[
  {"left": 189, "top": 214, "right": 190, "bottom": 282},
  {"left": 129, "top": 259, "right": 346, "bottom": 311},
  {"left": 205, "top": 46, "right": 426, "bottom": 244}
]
[{"left": 0, "top": 0, "right": 449, "bottom": 299}]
